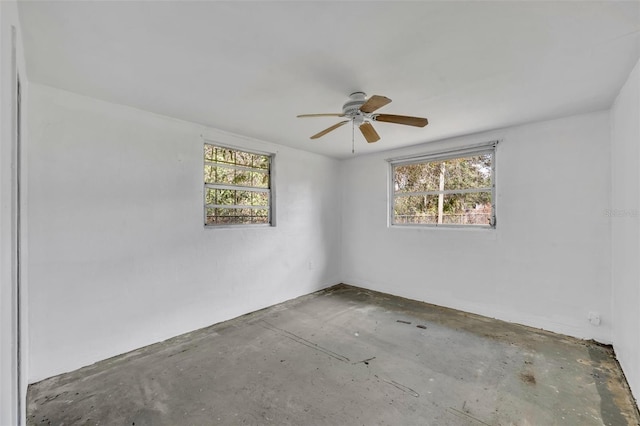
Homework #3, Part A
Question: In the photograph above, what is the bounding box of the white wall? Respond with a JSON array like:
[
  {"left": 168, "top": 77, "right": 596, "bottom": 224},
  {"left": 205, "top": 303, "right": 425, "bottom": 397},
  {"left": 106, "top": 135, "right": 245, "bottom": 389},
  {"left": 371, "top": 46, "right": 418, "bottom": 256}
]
[
  {"left": 20, "top": 63, "right": 640, "bottom": 409},
  {"left": 27, "top": 84, "right": 342, "bottom": 382},
  {"left": 611, "top": 59, "right": 640, "bottom": 401},
  {"left": 0, "top": 1, "right": 28, "bottom": 423},
  {"left": 17, "top": 61, "right": 640, "bottom": 413},
  {"left": 341, "top": 111, "right": 612, "bottom": 343}
]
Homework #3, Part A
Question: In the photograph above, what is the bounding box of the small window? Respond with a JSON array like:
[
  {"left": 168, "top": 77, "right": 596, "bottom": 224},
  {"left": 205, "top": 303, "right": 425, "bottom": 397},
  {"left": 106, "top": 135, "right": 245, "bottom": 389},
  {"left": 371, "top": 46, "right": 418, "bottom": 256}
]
[
  {"left": 390, "top": 143, "right": 496, "bottom": 228},
  {"left": 204, "top": 143, "right": 273, "bottom": 226}
]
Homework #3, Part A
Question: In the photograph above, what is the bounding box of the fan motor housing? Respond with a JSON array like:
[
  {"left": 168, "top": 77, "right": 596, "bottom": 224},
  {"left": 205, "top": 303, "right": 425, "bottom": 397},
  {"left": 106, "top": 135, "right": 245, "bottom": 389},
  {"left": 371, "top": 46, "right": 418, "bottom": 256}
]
[{"left": 342, "top": 92, "right": 367, "bottom": 117}]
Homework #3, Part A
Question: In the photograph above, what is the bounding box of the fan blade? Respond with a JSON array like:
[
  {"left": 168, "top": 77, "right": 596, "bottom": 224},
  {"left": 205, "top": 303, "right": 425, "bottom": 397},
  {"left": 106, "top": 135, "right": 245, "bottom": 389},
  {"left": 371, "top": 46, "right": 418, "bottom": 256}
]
[
  {"left": 359, "top": 95, "right": 392, "bottom": 113},
  {"left": 374, "top": 114, "right": 428, "bottom": 127},
  {"left": 359, "top": 122, "right": 380, "bottom": 143},
  {"left": 297, "top": 113, "right": 345, "bottom": 118},
  {"left": 310, "top": 120, "right": 350, "bottom": 139}
]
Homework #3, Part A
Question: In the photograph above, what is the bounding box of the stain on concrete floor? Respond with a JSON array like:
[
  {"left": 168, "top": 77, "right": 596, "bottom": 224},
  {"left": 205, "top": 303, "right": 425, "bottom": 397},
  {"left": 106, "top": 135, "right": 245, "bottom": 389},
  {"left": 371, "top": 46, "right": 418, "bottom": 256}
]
[{"left": 27, "top": 284, "right": 640, "bottom": 425}]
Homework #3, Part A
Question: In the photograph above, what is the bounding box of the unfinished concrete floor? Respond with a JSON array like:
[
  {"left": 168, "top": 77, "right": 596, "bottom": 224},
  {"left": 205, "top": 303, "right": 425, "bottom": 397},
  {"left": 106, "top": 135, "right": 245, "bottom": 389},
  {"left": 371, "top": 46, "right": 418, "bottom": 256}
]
[{"left": 28, "top": 284, "right": 639, "bottom": 425}]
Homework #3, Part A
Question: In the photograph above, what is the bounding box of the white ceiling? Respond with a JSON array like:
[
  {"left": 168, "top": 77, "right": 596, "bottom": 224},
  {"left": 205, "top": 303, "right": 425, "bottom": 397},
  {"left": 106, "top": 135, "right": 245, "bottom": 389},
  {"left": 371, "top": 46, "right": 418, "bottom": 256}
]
[{"left": 18, "top": 1, "right": 640, "bottom": 158}]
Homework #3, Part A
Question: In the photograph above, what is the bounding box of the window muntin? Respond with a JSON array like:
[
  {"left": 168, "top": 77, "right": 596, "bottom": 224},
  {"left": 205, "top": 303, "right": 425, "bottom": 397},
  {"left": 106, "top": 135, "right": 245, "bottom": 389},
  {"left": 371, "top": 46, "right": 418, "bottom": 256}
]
[
  {"left": 204, "top": 143, "right": 272, "bottom": 226},
  {"left": 391, "top": 147, "right": 495, "bottom": 227}
]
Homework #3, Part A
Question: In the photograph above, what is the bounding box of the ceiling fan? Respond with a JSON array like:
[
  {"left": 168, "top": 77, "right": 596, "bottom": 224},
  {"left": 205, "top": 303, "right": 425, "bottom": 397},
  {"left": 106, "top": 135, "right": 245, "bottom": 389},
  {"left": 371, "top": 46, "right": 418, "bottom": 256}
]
[{"left": 297, "top": 92, "right": 428, "bottom": 143}]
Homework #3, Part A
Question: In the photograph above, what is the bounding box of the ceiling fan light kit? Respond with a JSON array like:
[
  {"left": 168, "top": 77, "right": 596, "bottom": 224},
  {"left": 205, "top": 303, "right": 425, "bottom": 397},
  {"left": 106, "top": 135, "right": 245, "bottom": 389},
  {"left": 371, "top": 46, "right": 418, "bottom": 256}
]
[{"left": 297, "top": 92, "right": 429, "bottom": 148}]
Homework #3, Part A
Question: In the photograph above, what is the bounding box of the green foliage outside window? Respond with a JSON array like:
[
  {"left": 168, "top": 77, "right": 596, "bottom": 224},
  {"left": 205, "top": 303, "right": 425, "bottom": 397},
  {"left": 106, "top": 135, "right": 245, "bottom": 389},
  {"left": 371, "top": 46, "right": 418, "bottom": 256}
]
[
  {"left": 204, "top": 144, "right": 272, "bottom": 226},
  {"left": 393, "top": 153, "right": 493, "bottom": 226}
]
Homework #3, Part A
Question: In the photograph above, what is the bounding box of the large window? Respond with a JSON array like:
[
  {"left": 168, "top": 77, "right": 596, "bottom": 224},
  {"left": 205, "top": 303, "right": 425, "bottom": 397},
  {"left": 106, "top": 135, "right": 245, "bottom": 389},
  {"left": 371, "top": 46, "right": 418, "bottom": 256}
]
[
  {"left": 204, "top": 143, "right": 273, "bottom": 226},
  {"left": 390, "top": 143, "right": 496, "bottom": 228}
]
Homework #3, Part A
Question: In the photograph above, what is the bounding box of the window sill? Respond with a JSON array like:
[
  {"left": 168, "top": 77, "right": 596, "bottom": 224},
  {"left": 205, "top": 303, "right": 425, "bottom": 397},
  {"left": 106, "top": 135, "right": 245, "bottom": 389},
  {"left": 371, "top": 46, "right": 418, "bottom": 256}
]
[
  {"left": 389, "top": 224, "right": 495, "bottom": 231},
  {"left": 204, "top": 224, "right": 275, "bottom": 230}
]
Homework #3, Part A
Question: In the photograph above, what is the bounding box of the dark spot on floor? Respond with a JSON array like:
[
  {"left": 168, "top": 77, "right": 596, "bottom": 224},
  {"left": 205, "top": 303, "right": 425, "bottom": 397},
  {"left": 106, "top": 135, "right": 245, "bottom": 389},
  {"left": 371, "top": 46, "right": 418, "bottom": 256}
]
[{"left": 520, "top": 372, "right": 536, "bottom": 385}]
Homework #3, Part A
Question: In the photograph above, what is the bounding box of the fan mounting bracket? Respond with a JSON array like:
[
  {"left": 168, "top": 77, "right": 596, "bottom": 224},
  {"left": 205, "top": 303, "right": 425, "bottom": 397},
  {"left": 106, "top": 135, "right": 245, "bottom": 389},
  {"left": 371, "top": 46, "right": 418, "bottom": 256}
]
[{"left": 342, "top": 91, "right": 367, "bottom": 117}]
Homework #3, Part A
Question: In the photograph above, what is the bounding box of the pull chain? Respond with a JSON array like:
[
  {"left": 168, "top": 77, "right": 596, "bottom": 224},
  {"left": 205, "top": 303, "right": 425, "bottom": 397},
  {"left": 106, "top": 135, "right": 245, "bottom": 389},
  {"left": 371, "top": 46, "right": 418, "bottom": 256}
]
[{"left": 352, "top": 121, "right": 355, "bottom": 154}]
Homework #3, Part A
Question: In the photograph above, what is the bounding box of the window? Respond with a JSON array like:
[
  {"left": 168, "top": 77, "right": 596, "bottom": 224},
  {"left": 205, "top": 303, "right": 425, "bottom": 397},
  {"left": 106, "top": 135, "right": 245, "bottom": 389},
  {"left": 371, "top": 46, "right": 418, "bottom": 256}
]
[
  {"left": 390, "top": 143, "right": 496, "bottom": 227},
  {"left": 204, "top": 143, "right": 273, "bottom": 226}
]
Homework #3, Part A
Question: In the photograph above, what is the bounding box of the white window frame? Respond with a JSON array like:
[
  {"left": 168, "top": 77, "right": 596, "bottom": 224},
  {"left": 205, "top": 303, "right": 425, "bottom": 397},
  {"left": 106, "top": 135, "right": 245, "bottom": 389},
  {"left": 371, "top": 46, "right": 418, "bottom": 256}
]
[
  {"left": 203, "top": 141, "right": 275, "bottom": 228},
  {"left": 388, "top": 141, "right": 497, "bottom": 229}
]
